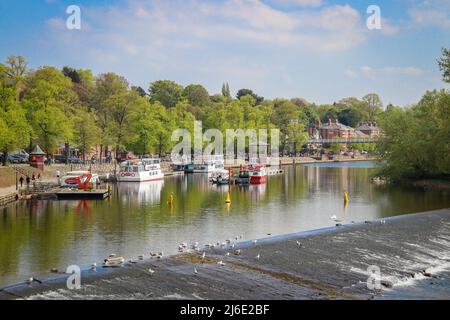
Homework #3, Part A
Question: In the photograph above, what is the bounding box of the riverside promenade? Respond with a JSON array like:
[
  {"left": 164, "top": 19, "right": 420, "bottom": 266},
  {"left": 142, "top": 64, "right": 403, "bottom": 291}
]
[{"left": 1, "top": 209, "right": 450, "bottom": 300}]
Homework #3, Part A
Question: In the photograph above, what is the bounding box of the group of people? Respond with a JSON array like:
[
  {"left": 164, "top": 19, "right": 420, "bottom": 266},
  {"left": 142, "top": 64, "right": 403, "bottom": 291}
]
[{"left": 18, "top": 172, "right": 41, "bottom": 189}]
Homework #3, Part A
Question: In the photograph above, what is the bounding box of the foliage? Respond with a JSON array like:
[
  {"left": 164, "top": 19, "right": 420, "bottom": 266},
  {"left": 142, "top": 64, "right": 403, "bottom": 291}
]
[
  {"left": 362, "top": 93, "right": 383, "bottom": 123},
  {"left": 73, "top": 110, "right": 100, "bottom": 160},
  {"left": 149, "top": 80, "right": 184, "bottom": 108},
  {"left": 376, "top": 89, "right": 450, "bottom": 181},
  {"left": 438, "top": 48, "right": 450, "bottom": 83},
  {"left": 183, "top": 84, "right": 210, "bottom": 107},
  {"left": 236, "top": 88, "right": 264, "bottom": 105}
]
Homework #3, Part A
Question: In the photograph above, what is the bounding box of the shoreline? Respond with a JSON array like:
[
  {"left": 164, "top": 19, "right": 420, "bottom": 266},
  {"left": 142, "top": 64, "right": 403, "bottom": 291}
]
[
  {"left": 0, "top": 157, "right": 376, "bottom": 207},
  {"left": 1, "top": 208, "right": 450, "bottom": 300}
]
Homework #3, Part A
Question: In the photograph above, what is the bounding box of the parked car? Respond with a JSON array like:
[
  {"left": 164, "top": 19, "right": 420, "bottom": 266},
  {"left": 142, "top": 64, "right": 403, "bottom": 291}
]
[
  {"left": 8, "top": 154, "right": 28, "bottom": 164},
  {"left": 68, "top": 156, "right": 82, "bottom": 164},
  {"left": 54, "top": 155, "right": 67, "bottom": 164}
]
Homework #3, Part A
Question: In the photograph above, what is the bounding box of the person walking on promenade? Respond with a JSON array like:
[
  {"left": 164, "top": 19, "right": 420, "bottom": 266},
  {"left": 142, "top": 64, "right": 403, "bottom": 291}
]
[
  {"left": 37, "top": 172, "right": 41, "bottom": 181},
  {"left": 19, "top": 176, "right": 24, "bottom": 188},
  {"left": 25, "top": 176, "right": 31, "bottom": 190}
]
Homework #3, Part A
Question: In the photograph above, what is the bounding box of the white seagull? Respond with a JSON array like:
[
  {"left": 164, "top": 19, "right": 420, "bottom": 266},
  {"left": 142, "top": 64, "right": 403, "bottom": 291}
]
[
  {"left": 148, "top": 268, "right": 155, "bottom": 276},
  {"left": 217, "top": 261, "right": 225, "bottom": 266}
]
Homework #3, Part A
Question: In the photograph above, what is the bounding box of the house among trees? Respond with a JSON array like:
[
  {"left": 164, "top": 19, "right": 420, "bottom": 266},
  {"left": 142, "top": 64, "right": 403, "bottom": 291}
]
[
  {"left": 308, "top": 119, "right": 381, "bottom": 140},
  {"left": 356, "top": 122, "right": 381, "bottom": 137}
]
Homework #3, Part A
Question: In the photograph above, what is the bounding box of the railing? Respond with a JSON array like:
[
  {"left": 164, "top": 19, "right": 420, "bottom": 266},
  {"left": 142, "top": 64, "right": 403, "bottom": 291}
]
[
  {"left": 307, "top": 138, "right": 378, "bottom": 144},
  {"left": 0, "top": 193, "right": 17, "bottom": 207}
]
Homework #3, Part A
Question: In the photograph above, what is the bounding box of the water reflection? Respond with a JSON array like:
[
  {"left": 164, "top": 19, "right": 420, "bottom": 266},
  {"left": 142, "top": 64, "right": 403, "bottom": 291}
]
[
  {"left": 0, "top": 162, "right": 449, "bottom": 287},
  {"left": 116, "top": 181, "right": 164, "bottom": 205}
]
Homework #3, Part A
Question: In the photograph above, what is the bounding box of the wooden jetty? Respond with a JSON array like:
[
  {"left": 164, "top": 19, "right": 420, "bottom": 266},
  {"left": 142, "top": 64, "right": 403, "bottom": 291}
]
[{"left": 55, "top": 189, "right": 111, "bottom": 200}]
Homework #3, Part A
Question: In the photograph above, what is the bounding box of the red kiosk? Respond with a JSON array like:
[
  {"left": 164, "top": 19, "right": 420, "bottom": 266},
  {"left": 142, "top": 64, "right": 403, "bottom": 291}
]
[{"left": 30, "top": 145, "right": 46, "bottom": 171}]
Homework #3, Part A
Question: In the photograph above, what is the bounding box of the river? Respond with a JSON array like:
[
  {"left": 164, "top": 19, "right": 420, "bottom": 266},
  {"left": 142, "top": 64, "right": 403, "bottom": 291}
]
[{"left": 1, "top": 161, "right": 449, "bottom": 288}]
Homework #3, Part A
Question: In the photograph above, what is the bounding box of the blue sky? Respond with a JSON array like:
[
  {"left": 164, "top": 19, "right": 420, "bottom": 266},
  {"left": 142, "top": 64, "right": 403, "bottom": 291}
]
[{"left": 0, "top": 0, "right": 449, "bottom": 106}]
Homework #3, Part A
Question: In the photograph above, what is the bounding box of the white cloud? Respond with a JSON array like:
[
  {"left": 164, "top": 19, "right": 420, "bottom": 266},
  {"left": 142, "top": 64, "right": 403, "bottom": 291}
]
[
  {"left": 344, "top": 66, "right": 425, "bottom": 80},
  {"left": 268, "top": 0, "right": 323, "bottom": 8},
  {"left": 46, "top": 0, "right": 367, "bottom": 53},
  {"left": 409, "top": 0, "right": 450, "bottom": 28}
]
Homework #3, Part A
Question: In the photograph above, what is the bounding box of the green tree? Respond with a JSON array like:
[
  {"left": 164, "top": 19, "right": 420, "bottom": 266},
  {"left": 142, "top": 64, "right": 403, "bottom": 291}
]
[
  {"left": 362, "top": 93, "right": 383, "bottom": 123},
  {"left": 149, "top": 80, "right": 184, "bottom": 108},
  {"left": 376, "top": 89, "right": 450, "bottom": 181},
  {"left": 0, "top": 78, "right": 31, "bottom": 165},
  {"left": 222, "top": 82, "right": 231, "bottom": 100},
  {"left": 285, "top": 121, "right": 308, "bottom": 155},
  {"left": 438, "top": 48, "right": 450, "bottom": 83},
  {"left": 22, "top": 67, "right": 78, "bottom": 156},
  {"left": 131, "top": 86, "right": 148, "bottom": 97},
  {"left": 129, "top": 102, "right": 174, "bottom": 156},
  {"left": 93, "top": 72, "right": 129, "bottom": 161},
  {"left": 183, "top": 84, "right": 210, "bottom": 107},
  {"left": 4, "top": 55, "right": 28, "bottom": 78},
  {"left": 271, "top": 100, "right": 304, "bottom": 153},
  {"left": 236, "top": 88, "right": 264, "bottom": 105},
  {"left": 73, "top": 110, "right": 101, "bottom": 161},
  {"left": 107, "top": 91, "right": 148, "bottom": 155}
]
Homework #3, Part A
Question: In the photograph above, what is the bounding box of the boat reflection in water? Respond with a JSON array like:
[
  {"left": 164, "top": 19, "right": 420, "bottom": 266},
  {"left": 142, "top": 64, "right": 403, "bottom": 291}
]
[
  {"left": 236, "top": 183, "right": 267, "bottom": 199},
  {"left": 117, "top": 181, "right": 164, "bottom": 205}
]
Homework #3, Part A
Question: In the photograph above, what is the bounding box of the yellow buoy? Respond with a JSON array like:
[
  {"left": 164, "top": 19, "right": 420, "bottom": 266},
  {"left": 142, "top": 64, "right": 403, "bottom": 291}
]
[
  {"left": 344, "top": 191, "right": 349, "bottom": 205},
  {"left": 167, "top": 193, "right": 174, "bottom": 206},
  {"left": 226, "top": 191, "right": 231, "bottom": 204}
]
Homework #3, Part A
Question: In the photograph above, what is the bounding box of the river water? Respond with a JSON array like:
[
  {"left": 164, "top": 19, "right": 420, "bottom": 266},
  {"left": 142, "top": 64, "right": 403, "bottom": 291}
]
[{"left": 1, "top": 161, "right": 449, "bottom": 288}]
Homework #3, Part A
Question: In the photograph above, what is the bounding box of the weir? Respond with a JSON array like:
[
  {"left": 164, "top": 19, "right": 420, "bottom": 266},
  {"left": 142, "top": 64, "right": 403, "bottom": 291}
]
[{"left": 1, "top": 209, "right": 449, "bottom": 300}]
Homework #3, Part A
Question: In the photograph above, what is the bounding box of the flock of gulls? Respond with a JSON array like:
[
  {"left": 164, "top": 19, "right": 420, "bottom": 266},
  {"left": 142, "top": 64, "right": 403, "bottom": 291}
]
[
  {"left": 84, "top": 234, "right": 271, "bottom": 277},
  {"left": 25, "top": 215, "right": 388, "bottom": 285}
]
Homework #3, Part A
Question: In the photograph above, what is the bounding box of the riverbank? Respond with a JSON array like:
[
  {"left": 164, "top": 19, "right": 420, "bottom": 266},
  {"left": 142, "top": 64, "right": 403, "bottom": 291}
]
[
  {"left": 1, "top": 208, "right": 449, "bottom": 300},
  {"left": 0, "top": 156, "right": 375, "bottom": 197},
  {"left": 409, "top": 179, "right": 450, "bottom": 191}
]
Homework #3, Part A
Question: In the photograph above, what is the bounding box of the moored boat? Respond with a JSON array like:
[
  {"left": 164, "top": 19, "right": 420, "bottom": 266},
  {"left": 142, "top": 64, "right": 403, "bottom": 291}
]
[
  {"left": 250, "top": 166, "right": 268, "bottom": 184},
  {"left": 193, "top": 155, "right": 225, "bottom": 173},
  {"left": 236, "top": 166, "right": 251, "bottom": 184},
  {"left": 60, "top": 171, "right": 99, "bottom": 188},
  {"left": 210, "top": 169, "right": 230, "bottom": 185},
  {"left": 117, "top": 159, "right": 164, "bottom": 182}
]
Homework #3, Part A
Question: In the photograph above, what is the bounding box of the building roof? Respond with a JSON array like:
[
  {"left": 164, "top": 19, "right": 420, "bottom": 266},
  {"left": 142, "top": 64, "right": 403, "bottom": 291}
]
[
  {"left": 355, "top": 130, "right": 368, "bottom": 137},
  {"left": 320, "top": 120, "right": 354, "bottom": 131},
  {"left": 357, "top": 123, "right": 379, "bottom": 131},
  {"left": 30, "top": 145, "right": 45, "bottom": 155}
]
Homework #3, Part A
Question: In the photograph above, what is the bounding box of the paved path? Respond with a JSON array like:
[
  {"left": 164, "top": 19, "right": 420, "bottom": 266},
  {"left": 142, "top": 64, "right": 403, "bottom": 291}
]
[{"left": 1, "top": 209, "right": 450, "bottom": 300}]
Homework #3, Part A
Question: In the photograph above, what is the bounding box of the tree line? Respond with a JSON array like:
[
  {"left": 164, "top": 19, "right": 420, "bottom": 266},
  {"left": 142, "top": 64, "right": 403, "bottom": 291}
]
[
  {"left": 375, "top": 48, "right": 450, "bottom": 181},
  {"left": 3, "top": 51, "right": 446, "bottom": 177}
]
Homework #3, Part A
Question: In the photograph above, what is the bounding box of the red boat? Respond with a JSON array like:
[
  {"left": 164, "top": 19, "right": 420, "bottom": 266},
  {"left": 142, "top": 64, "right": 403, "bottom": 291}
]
[{"left": 249, "top": 166, "right": 268, "bottom": 184}]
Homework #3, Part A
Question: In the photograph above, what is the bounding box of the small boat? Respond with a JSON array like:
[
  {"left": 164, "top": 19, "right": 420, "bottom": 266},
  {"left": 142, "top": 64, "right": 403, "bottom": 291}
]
[
  {"left": 60, "top": 171, "right": 99, "bottom": 188},
  {"left": 210, "top": 169, "right": 230, "bottom": 185},
  {"left": 236, "top": 166, "right": 251, "bottom": 184},
  {"left": 171, "top": 155, "right": 190, "bottom": 172},
  {"left": 184, "top": 163, "right": 195, "bottom": 174},
  {"left": 250, "top": 166, "right": 267, "bottom": 184},
  {"left": 117, "top": 158, "right": 164, "bottom": 182},
  {"left": 193, "top": 155, "right": 224, "bottom": 173}
]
